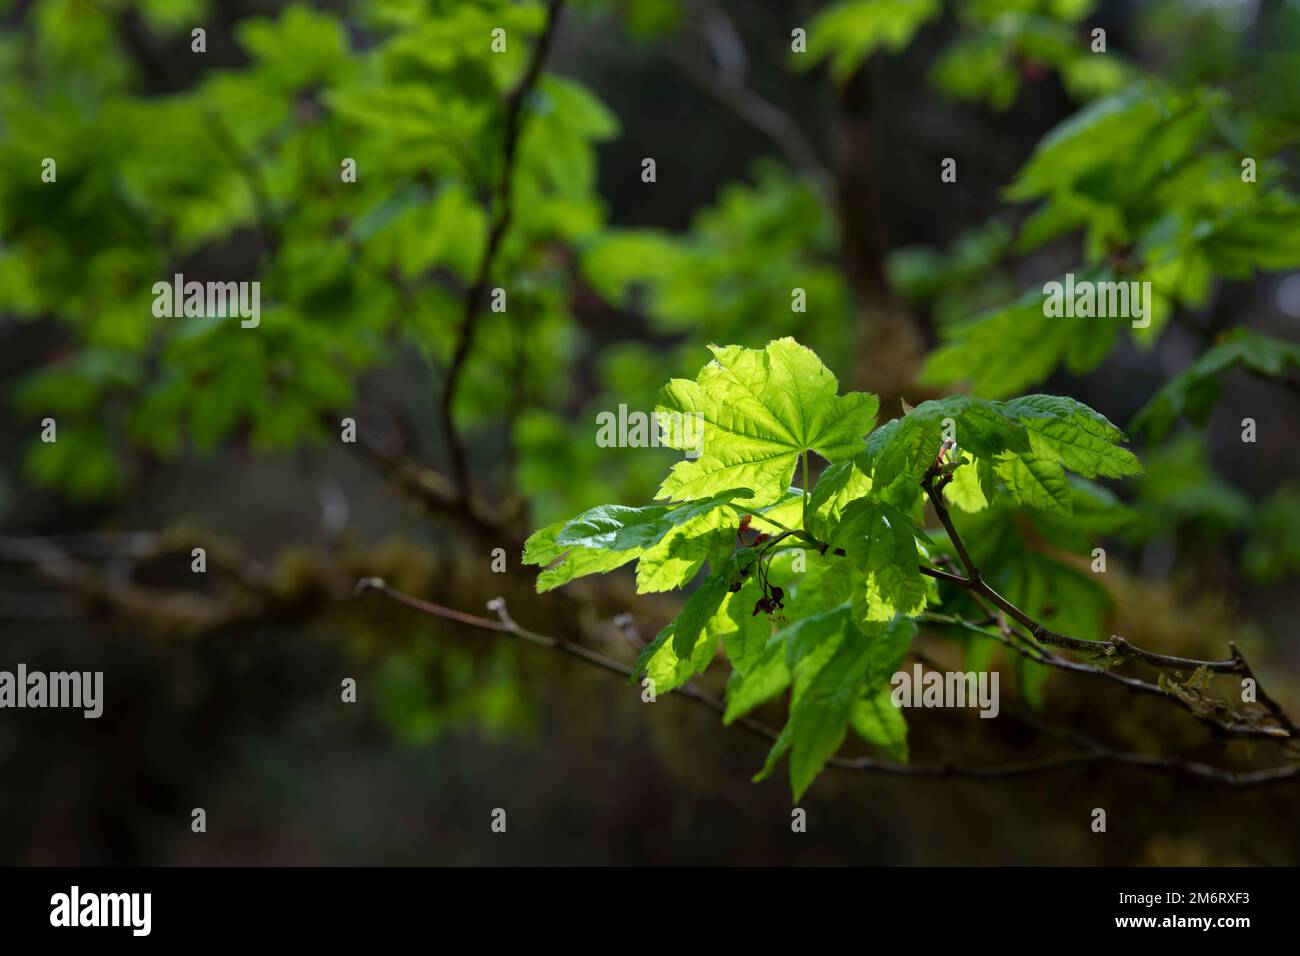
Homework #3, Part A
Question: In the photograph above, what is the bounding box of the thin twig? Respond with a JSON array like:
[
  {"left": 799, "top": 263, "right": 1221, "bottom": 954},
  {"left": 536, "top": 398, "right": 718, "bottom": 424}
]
[
  {"left": 357, "top": 578, "right": 1300, "bottom": 788},
  {"left": 916, "top": 469, "right": 1296, "bottom": 739},
  {"left": 438, "top": 0, "right": 565, "bottom": 502},
  {"left": 920, "top": 609, "right": 1288, "bottom": 740},
  {"left": 665, "top": 5, "right": 830, "bottom": 189}
]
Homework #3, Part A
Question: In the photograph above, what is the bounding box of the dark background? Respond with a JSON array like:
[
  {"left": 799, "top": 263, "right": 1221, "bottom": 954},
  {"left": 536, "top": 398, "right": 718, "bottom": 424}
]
[{"left": 2, "top": 0, "right": 1298, "bottom": 865}]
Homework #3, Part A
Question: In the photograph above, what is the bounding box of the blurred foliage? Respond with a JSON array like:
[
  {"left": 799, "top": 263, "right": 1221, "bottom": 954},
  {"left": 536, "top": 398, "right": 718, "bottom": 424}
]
[
  {"left": 1131, "top": 433, "right": 1252, "bottom": 538},
  {"left": 1245, "top": 483, "right": 1300, "bottom": 584},
  {"left": 1131, "top": 327, "right": 1300, "bottom": 442},
  {"left": 802, "top": 0, "right": 942, "bottom": 81},
  {"left": 931, "top": 0, "right": 1135, "bottom": 109},
  {"left": 802, "top": 0, "right": 1134, "bottom": 103},
  {"left": 1, "top": 0, "right": 1298, "bottom": 788},
  {"left": 376, "top": 640, "right": 530, "bottom": 745},
  {"left": 913, "top": 78, "right": 1300, "bottom": 397}
]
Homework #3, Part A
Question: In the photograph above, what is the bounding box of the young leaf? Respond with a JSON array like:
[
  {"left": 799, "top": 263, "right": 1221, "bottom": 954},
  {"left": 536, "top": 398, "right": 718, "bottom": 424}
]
[
  {"left": 655, "top": 338, "right": 879, "bottom": 505},
  {"left": 524, "top": 489, "right": 749, "bottom": 593},
  {"left": 861, "top": 392, "right": 1139, "bottom": 517},
  {"left": 634, "top": 507, "right": 736, "bottom": 593},
  {"left": 631, "top": 623, "right": 718, "bottom": 695},
  {"left": 995, "top": 451, "right": 1074, "bottom": 515},
  {"left": 556, "top": 488, "right": 751, "bottom": 551},
  {"left": 943, "top": 458, "right": 989, "bottom": 512},
  {"left": 862, "top": 395, "right": 1028, "bottom": 490},
  {"left": 671, "top": 550, "right": 757, "bottom": 658},
  {"left": 522, "top": 520, "right": 641, "bottom": 593},
  {"left": 719, "top": 576, "right": 773, "bottom": 676},
  {"left": 806, "top": 456, "right": 874, "bottom": 538},
  {"left": 849, "top": 689, "right": 909, "bottom": 762},
  {"left": 785, "top": 624, "right": 880, "bottom": 799},
  {"left": 725, "top": 605, "right": 851, "bottom": 723},
  {"left": 1001, "top": 394, "right": 1141, "bottom": 478},
  {"left": 723, "top": 638, "right": 791, "bottom": 724},
  {"left": 832, "top": 500, "right": 928, "bottom": 620}
]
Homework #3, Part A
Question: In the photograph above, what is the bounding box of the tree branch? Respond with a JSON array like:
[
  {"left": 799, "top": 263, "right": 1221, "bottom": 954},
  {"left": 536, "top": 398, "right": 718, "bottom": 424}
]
[
  {"left": 438, "top": 0, "right": 565, "bottom": 503},
  {"left": 347, "top": 415, "right": 510, "bottom": 543},
  {"left": 919, "top": 609, "right": 1290, "bottom": 741},
  {"left": 356, "top": 578, "right": 1300, "bottom": 789},
  {"left": 917, "top": 468, "right": 1297, "bottom": 740}
]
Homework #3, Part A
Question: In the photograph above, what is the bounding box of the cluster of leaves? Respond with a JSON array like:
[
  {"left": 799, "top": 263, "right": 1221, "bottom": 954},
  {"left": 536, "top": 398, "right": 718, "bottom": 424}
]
[
  {"left": 932, "top": 0, "right": 1135, "bottom": 109},
  {"left": 0, "top": 0, "right": 862, "bottom": 526},
  {"left": 802, "top": 0, "right": 1132, "bottom": 107},
  {"left": 912, "top": 81, "right": 1300, "bottom": 399},
  {"left": 526, "top": 339, "right": 1142, "bottom": 797},
  {"left": 878, "top": 2, "right": 1300, "bottom": 593},
  {"left": 1, "top": 0, "right": 617, "bottom": 498}
]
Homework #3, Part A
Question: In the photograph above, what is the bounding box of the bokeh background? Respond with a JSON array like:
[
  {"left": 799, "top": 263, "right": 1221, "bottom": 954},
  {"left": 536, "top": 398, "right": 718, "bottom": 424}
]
[{"left": 2, "top": 0, "right": 1299, "bottom": 864}]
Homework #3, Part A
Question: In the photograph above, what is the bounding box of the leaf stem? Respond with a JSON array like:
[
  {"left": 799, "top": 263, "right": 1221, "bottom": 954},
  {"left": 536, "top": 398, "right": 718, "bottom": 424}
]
[
  {"left": 801, "top": 452, "right": 811, "bottom": 532},
  {"left": 734, "top": 506, "right": 795, "bottom": 534}
]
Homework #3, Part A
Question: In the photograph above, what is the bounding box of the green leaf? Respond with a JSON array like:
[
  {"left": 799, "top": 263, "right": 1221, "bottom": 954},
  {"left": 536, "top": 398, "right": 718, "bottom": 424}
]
[
  {"left": 802, "top": 0, "right": 942, "bottom": 83},
  {"left": 524, "top": 490, "right": 750, "bottom": 593},
  {"left": 995, "top": 451, "right": 1073, "bottom": 515},
  {"left": 747, "top": 613, "right": 915, "bottom": 796},
  {"left": 556, "top": 488, "right": 750, "bottom": 551},
  {"left": 860, "top": 393, "right": 1138, "bottom": 515},
  {"left": 807, "top": 457, "right": 874, "bottom": 538},
  {"left": 783, "top": 605, "right": 855, "bottom": 670},
  {"left": 1001, "top": 394, "right": 1142, "bottom": 479},
  {"left": 1000, "top": 554, "right": 1111, "bottom": 646},
  {"left": 726, "top": 604, "right": 854, "bottom": 724},
  {"left": 920, "top": 292, "right": 1118, "bottom": 399},
  {"left": 864, "top": 614, "right": 918, "bottom": 684},
  {"left": 849, "top": 689, "right": 909, "bottom": 761},
  {"left": 724, "top": 637, "right": 791, "bottom": 724},
  {"left": 1006, "top": 84, "right": 1171, "bottom": 201},
  {"left": 862, "top": 396, "right": 1028, "bottom": 491},
  {"left": 832, "top": 501, "right": 928, "bottom": 620},
  {"left": 943, "top": 458, "right": 989, "bottom": 512},
  {"left": 672, "top": 551, "right": 756, "bottom": 658},
  {"left": 1130, "top": 435, "right": 1252, "bottom": 536},
  {"left": 634, "top": 506, "right": 736, "bottom": 593},
  {"left": 655, "top": 338, "right": 879, "bottom": 505},
  {"left": 1244, "top": 483, "right": 1300, "bottom": 584},
  {"left": 710, "top": 576, "right": 772, "bottom": 676},
  {"left": 1132, "top": 329, "right": 1300, "bottom": 442},
  {"left": 786, "top": 624, "right": 880, "bottom": 799},
  {"left": 23, "top": 423, "right": 121, "bottom": 500},
  {"left": 1029, "top": 476, "right": 1138, "bottom": 549},
  {"left": 631, "top": 623, "right": 720, "bottom": 695},
  {"left": 522, "top": 520, "right": 641, "bottom": 592}
]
